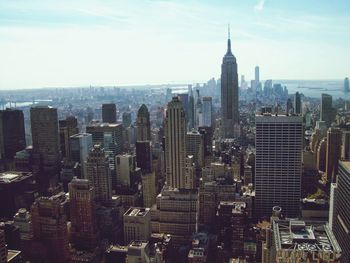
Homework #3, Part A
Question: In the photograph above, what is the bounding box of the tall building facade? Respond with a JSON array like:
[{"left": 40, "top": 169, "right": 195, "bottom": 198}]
[
  {"left": 31, "top": 193, "right": 70, "bottom": 263},
  {"left": 202, "top": 97, "right": 212, "bottom": 127},
  {"left": 221, "top": 30, "right": 239, "bottom": 138},
  {"left": 331, "top": 161, "right": 350, "bottom": 263},
  {"left": 188, "top": 85, "right": 195, "bottom": 130},
  {"left": 0, "top": 229, "right": 6, "bottom": 263},
  {"left": 321, "top": 93, "right": 335, "bottom": 127},
  {"left": 116, "top": 154, "right": 136, "bottom": 187},
  {"left": 294, "top": 92, "right": 301, "bottom": 114},
  {"left": 344, "top": 77, "right": 349, "bottom": 92},
  {"left": 123, "top": 207, "right": 151, "bottom": 244},
  {"left": 136, "top": 141, "right": 152, "bottom": 173},
  {"left": 186, "top": 130, "right": 204, "bottom": 167},
  {"left": 30, "top": 106, "right": 60, "bottom": 189},
  {"left": 102, "top": 103, "right": 117, "bottom": 123},
  {"left": 164, "top": 97, "right": 187, "bottom": 189},
  {"left": 59, "top": 116, "right": 78, "bottom": 160},
  {"left": 255, "top": 115, "right": 303, "bottom": 218},
  {"left": 136, "top": 104, "right": 151, "bottom": 141},
  {"left": 0, "top": 108, "right": 26, "bottom": 160},
  {"left": 326, "top": 127, "right": 342, "bottom": 184},
  {"left": 85, "top": 145, "right": 112, "bottom": 203},
  {"left": 70, "top": 133, "right": 93, "bottom": 177},
  {"left": 69, "top": 178, "right": 99, "bottom": 250}
]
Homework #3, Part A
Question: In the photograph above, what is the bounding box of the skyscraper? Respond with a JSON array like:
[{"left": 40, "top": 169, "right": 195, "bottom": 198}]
[
  {"left": 70, "top": 133, "right": 93, "bottom": 177},
  {"left": 30, "top": 106, "right": 60, "bottom": 190},
  {"left": 202, "top": 97, "right": 212, "bottom": 127},
  {"left": 102, "top": 103, "right": 117, "bottom": 123},
  {"left": 255, "top": 66, "right": 260, "bottom": 83},
  {"left": 136, "top": 104, "right": 151, "bottom": 141},
  {"left": 59, "top": 116, "right": 78, "bottom": 160},
  {"left": 331, "top": 161, "right": 350, "bottom": 263},
  {"left": 221, "top": 28, "right": 239, "bottom": 138},
  {"left": 0, "top": 108, "right": 26, "bottom": 161},
  {"left": 85, "top": 145, "right": 112, "bottom": 203},
  {"left": 326, "top": 127, "right": 342, "bottom": 184},
  {"left": 31, "top": 192, "right": 70, "bottom": 263},
  {"left": 294, "top": 92, "right": 301, "bottom": 114},
  {"left": 69, "top": 178, "right": 99, "bottom": 250},
  {"left": 164, "top": 96, "right": 187, "bottom": 189},
  {"left": 0, "top": 229, "right": 7, "bottom": 263},
  {"left": 344, "top": 77, "right": 349, "bottom": 92},
  {"left": 255, "top": 115, "right": 303, "bottom": 218},
  {"left": 136, "top": 141, "right": 152, "bottom": 173},
  {"left": 321, "top": 93, "right": 335, "bottom": 127},
  {"left": 188, "top": 85, "right": 195, "bottom": 130}
]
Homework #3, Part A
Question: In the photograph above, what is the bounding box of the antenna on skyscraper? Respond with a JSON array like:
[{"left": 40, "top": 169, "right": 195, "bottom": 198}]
[{"left": 228, "top": 23, "right": 230, "bottom": 39}]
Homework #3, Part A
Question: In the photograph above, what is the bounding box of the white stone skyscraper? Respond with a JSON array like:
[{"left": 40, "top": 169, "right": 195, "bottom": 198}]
[
  {"left": 255, "top": 114, "right": 303, "bottom": 218},
  {"left": 221, "top": 27, "right": 239, "bottom": 138},
  {"left": 164, "top": 96, "right": 187, "bottom": 189}
]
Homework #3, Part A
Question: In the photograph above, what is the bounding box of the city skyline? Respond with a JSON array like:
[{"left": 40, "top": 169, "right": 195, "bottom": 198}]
[{"left": 1, "top": 0, "right": 350, "bottom": 90}]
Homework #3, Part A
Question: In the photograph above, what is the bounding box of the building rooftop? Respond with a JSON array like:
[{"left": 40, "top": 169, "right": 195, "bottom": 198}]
[
  {"left": 124, "top": 207, "right": 150, "bottom": 217},
  {"left": 0, "top": 171, "right": 32, "bottom": 184},
  {"left": 340, "top": 160, "right": 350, "bottom": 173},
  {"left": 70, "top": 133, "right": 92, "bottom": 138},
  {"left": 273, "top": 219, "right": 342, "bottom": 257}
]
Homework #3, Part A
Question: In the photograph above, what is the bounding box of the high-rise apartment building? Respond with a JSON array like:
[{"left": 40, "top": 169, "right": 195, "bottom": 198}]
[
  {"left": 136, "top": 104, "right": 151, "bottom": 141},
  {"left": 164, "top": 97, "right": 187, "bottom": 189},
  {"left": 202, "top": 97, "right": 212, "bottom": 127},
  {"left": 69, "top": 178, "right": 99, "bottom": 250},
  {"left": 31, "top": 192, "right": 70, "bottom": 263},
  {"left": 102, "top": 103, "right": 117, "bottom": 123},
  {"left": 326, "top": 127, "right": 342, "bottom": 184},
  {"left": 123, "top": 207, "right": 151, "bottom": 244},
  {"left": 59, "top": 116, "right": 78, "bottom": 160},
  {"left": 221, "top": 29, "right": 239, "bottom": 138},
  {"left": 0, "top": 109, "right": 26, "bottom": 160},
  {"left": 30, "top": 106, "right": 60, "bottom": 189},
  {"left": 331, "top": 161, "right": 350, "bottom": 263},
  {"left": 85, "top": 145, "right": 112, "bottom": 203},
  {"left": 255, "top": 115, "right": 303, "bottom": 218}
]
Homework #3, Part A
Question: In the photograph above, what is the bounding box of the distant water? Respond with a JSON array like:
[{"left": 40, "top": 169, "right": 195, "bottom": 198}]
[
  {"left": 2, "top": 99, "right": 52, "bottom": 109},
  {"left": 276, "top": 80, "right": 349, "bottom": 100}
]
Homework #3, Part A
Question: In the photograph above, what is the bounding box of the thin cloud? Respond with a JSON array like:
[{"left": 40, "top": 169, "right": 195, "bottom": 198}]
[{"left": 254, "top": 0, "right": 265, "bottom": 13}]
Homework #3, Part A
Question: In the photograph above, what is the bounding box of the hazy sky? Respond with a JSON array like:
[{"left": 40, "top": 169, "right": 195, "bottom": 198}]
[{"left": 0, "top": 0, "right": 349, "bottom": 89}]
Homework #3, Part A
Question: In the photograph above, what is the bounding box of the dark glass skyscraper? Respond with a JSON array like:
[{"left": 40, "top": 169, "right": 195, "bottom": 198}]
[
  {"left": 102, "top": 103, "right": 117, "bottom": 123},
  {"left": 221, "top": 29, "right": 239, "bottom": 138},
  {"left": 0, "top": 108, "right": 26, "bottom": 160}
]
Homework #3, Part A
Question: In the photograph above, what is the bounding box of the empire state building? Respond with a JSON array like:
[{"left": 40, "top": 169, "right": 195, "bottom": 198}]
[{"left": 221, "top": 29, "right": 239, "bottom": 138}]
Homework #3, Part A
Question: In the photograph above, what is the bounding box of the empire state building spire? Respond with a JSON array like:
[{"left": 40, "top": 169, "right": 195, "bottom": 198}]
[
  {"left": 227, "top": 24, "right": 232, "bottom": 55},
  {"left": 221, "top": 26, "right": 239, "bottom": 138}
]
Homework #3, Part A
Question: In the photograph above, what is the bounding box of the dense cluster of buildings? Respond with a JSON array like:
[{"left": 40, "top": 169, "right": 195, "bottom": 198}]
[{"left": 0, "top": 31, "right": 349, "bottom": 263}]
